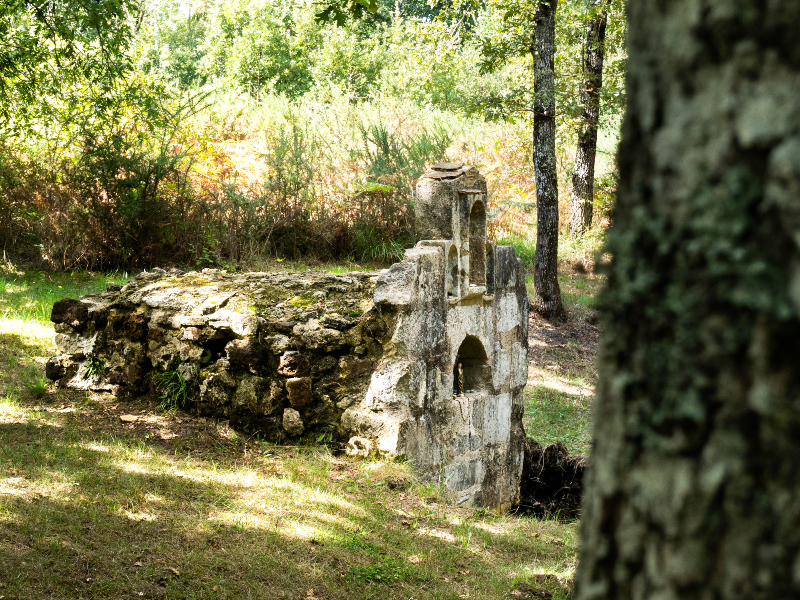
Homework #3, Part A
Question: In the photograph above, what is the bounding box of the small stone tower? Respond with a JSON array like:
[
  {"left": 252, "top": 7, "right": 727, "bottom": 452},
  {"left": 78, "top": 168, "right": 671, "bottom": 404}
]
[{"left": 415, "top": 161, "right": 492, "bottom": 298}]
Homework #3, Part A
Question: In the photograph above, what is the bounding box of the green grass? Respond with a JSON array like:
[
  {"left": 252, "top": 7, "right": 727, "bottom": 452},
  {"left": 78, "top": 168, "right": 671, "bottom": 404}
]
[
  {"left": 524, "top": 271, "right": 603, "bottom": 324},
  {"left": 523, "top": 385, "right": 592, "bottom": 456},
  {"left": 492, "top": 231, "right": 536, "bottom": 271},
  {"left": 493, "top": 226, "right": 606, "bottom": 281},
  {"left": 0, "top": 268, "right": 130, "bottom": 325},
  {"left": 238, "top": 258, "right": 388, "bottom": 275},
  {"left": 154, "top": 370, "right": 190, "bottom": 411},
  {"left": 522, "top": 252, "right": 601, "bottom": 458},
  {"left": 0, "top": 267, "right": 580, "bottom": 600}
]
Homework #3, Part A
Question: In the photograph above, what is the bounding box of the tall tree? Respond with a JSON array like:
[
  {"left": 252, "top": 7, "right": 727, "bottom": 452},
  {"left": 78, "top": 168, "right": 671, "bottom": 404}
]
[
  {"left": 532, "top": 0, "right": 565, "bottom": 321},
  {"left": 576, "top": 1, "right": 800, "bottom": 598},
  {"left": 568, "top": 1, "right": 607, "bottom": 236},
  {"left": 0, "top": 0, "right": 139, "bottom": 131}
]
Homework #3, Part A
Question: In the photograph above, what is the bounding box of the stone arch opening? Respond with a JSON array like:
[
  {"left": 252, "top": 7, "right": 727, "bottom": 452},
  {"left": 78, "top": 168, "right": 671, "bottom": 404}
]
[
  {"left": 469, "top": 200, "right": 486, "bottom": 286},
  {"left": 453, "top": 335, "right": 490, "bottom": 396}
]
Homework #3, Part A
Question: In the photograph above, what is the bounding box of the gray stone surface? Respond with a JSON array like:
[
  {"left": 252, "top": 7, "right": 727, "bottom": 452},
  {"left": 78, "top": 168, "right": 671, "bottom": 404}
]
[
  {"left": 46, "top": 268, "right": 382, "bottom": 439},
  {"left": 48, "top": 164, "right": 528, "bottom": 509},
  {"left": 283, "top": 408, "right": 304, "bottom": 436}
]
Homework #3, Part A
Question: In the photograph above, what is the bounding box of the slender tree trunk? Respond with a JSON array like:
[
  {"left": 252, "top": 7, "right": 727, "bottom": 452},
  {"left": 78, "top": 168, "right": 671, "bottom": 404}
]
[
  {"left": 533, "top": 0, "right": 565, "bottom": 322},
  {"left": 576, "top": 2, "right": 800, "bottom": 599},
  {"left": 569, "top": 3, "right": 607, "bottom": 237}
]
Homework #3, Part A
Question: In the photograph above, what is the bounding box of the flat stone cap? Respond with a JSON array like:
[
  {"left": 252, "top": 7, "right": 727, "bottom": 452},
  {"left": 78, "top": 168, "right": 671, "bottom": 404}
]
[
  {"left": 421, "top": 162, "right": 482, "bottom": 181},
  {"left": 430, "top": 162, "right": 464, "bottom": 171}
]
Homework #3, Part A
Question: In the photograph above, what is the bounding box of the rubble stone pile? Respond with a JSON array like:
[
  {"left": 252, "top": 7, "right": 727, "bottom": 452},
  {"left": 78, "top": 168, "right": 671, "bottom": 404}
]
[{"left": 48, "top": 268, "right": 382, "bottom": 442}]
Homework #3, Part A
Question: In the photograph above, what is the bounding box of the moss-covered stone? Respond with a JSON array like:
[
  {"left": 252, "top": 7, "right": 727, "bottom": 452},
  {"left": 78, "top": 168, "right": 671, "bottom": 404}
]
[{"left": 47, "top": 268, "right": 382, "bottom": 443}]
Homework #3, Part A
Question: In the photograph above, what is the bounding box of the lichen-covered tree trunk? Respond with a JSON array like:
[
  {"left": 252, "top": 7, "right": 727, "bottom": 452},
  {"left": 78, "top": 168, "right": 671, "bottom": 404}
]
[
  {"left": 533, "top": 0, "right": 565, "bottom": 322},
  {"left": 568, "top": 4, "right": 607, "bottom": 237},
  {"left": 576, "top": 2, "right": 800, "bottom": 599}
]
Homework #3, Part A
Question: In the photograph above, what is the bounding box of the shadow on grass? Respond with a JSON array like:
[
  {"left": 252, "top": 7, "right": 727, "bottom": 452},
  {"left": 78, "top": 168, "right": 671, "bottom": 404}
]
[
  {"left": 0, "top": 331, "right": 59, "bottom": 401},
  {"left": 0, "top": 414, "right": 575, "bottom": 600}
]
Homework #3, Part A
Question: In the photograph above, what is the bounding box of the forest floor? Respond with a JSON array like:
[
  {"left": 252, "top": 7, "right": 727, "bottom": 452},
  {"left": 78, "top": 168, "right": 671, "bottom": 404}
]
[
  {"left": 524, "top": 268, "right": 602, "bottom": 456},
  {"left": 0, "top": 262, "right": 601, "bottom": 600}
]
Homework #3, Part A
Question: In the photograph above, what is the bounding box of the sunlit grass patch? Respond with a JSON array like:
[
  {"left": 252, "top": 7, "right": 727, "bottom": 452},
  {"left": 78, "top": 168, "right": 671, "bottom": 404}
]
[
  {"left": 0, "top": 394, "right": 578, "bottom": 599},
  {"left": 0, "top": 315, "right": 58, "bottom": 406},
  {"left": 523, "top": 385, "right": 592, "bottom": 456},
  {"left": 0, "top": 392, "right": 24, "bottom": 418},
  {"left": 244, "top": 257, "right": 388, "bottom": 274},
  {"left": 0, "top": 268, "right": 130, "bottom": 326}
]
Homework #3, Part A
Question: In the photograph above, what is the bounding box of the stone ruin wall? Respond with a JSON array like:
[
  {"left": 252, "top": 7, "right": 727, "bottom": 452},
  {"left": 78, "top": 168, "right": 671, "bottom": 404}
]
[
  {"left": 47, "top": 163, "right": 529, "bottom": 508},
  {"left": 47, "top": 269, "right": 387, "bottom": 443}
]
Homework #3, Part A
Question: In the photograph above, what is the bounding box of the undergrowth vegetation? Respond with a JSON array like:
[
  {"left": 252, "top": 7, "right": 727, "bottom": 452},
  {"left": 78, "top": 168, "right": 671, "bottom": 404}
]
[
  {"left": 1, "top": 93, "right": 455, "bottom": 270},
  {"left": 0, "top": 0, "right": 621, "bottom": 273},
  {"left": 1, "top": 87, "right": 613, "bottom": 273}
]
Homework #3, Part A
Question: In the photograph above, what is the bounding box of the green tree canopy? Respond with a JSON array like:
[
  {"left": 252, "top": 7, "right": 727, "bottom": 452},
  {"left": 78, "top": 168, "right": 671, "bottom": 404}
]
[{"left": 0, "top": 0, "right": 141, "bottom": 132}]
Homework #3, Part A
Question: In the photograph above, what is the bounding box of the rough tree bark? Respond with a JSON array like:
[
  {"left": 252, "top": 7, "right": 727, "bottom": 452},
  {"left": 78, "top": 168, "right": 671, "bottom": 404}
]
[
  {"left": 576, "top": 2, "right": 800, "bottom": 599},
  {"left": 532, "top": 0, "right": 565, "bottom": 322},
  {"left": 568, "top": 3, "right": 607, "bottom": 237}
]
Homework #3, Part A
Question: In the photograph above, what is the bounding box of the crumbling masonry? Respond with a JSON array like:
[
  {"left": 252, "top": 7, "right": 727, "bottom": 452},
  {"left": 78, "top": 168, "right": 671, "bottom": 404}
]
[{"left": 47, "top": 163, "right": 529, "bottom": 508}]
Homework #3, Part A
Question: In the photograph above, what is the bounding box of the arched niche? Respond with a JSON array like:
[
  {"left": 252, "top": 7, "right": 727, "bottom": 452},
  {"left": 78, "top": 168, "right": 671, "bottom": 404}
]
[
  {"left": 453, "top": 335, "right": 491, "bottom": 396},
  {"left": 447, "top": 245, "right": 459, "bottom": 298},
  {"left": 469, "top": 199, "right": 486, "bottom": 286}
]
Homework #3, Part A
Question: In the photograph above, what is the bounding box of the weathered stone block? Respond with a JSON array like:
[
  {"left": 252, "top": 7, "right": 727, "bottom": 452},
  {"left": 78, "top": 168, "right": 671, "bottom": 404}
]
[
  {"left": 233, "top": 376, "right": 282, "bottom": 415},
  {"left": 283, "top": 408, "right": 304, "bottom": 436},
  {"left": 297, "top": 323, "right": 343, "bottom": 351},
  {"left": 338, "top": 356, "right": 373, "bottom": 379},
  {"left": 46, "top": 355, "right": 75, "bottom": 380},
  {"left": 346, "top": 436, "right": 373, "bottom": 457},
  {"left": 374, "top": 262, "right": 418, "bottom": 306},
  {"left": 51, "top": 298, "right": 89, "bottom": 328},
  {"left": 226, "top": 339, "right": 262, "bottom": 370},
  {"left": 286, "top": 377, "right": 312, "bottom": 408},
  {"left": 311, "top": 355, "right": 337, "bottom": 378},
  {"left": 320, "top": 314, "right": 354, "bottom": 330},
  {"left": 278, "top": 352, "right": 310, "bottom": 377},
  {"left": 182, "top": 327, "right": 201, "bottom": 341},
  {"left": 270, "top": 321, "right": 297, "bottom": 333}
]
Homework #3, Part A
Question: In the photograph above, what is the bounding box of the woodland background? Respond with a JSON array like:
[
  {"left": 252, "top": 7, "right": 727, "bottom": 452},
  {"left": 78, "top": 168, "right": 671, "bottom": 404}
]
[{"left": 0, "top": 0, "right": 626, "bottom": 272}]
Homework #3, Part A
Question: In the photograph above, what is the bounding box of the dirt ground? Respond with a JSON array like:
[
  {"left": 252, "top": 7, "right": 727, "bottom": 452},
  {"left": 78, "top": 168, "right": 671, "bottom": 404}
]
[
  {"left": 522, "top": 272, "right": 602, "bottom": 457},
  {"left": 527, "top": 310, "right": 599, "bottom": 387}
]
